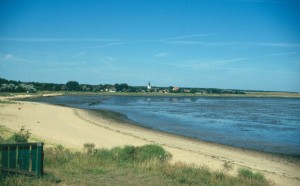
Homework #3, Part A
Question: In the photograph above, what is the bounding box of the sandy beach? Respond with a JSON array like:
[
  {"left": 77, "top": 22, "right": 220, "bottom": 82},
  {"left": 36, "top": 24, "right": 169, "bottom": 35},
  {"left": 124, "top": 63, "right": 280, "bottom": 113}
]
[{"left": 0, "top": 94, "right": 299, "bottom": 186}]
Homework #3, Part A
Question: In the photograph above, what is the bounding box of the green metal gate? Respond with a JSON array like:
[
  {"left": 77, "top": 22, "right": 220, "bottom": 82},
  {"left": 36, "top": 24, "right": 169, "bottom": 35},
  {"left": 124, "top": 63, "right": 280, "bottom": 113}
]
[{"left": 0, "top": 142, "right": 43, "bottom": 178}]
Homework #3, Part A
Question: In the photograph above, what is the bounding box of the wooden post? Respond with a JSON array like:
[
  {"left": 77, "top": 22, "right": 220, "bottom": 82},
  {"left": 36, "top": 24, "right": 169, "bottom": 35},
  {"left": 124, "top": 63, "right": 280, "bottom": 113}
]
[{"left": 36, "top": 143, "right": 43, "bottom": 177}]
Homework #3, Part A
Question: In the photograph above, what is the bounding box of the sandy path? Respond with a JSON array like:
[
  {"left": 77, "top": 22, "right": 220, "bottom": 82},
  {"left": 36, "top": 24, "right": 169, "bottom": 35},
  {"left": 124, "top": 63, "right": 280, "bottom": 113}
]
[{"left": 0, "top": 97, "right": 299, "bottom": 186}]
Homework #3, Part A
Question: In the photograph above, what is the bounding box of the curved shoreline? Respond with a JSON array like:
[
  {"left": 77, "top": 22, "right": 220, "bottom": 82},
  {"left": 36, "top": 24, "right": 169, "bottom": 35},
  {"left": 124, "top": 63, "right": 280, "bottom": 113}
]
[
  {"left": 22, "top": 94, "right": 300, "bottom": 157},
  {"left": 1, "top": 95, "right": 300, "bottom": 185}
]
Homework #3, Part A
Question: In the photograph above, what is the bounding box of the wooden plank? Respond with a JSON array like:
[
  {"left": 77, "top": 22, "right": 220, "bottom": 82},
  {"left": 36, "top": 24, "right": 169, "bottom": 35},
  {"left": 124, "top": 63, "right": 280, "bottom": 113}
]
[
  {"left": 17, "top": 146, "right": 23, "bottom": 169},
  {"left": 0, "top": 167, "right": 36, "bottom": 176},
  {"left": 31, "top": 144, "right": 37, "bottom": 172},
  {"left": 0, "top": 142, "right": 45, "bottom": 148},
  {"left": 1, "top": 147, "right": 9, "bottom": 177},
  {"left": 1, "top": 147, "right": 9, "bottom": 168},
  {"left": 22, "top": 146, "right": 30, "bottom": 171},
  {"left": 9, "top": 146, "right": 17, "bottom": 169}
]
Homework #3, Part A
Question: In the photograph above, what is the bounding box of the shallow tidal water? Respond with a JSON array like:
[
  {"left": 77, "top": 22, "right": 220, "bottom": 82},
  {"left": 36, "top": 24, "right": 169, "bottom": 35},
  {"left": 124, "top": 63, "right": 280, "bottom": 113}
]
[{"left": 30, "top": 95, "right": 300, "bottom": 155}]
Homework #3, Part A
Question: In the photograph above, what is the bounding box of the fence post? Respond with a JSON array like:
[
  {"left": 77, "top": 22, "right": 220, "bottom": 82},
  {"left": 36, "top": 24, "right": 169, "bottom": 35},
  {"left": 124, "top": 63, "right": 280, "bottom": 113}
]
[{"left": 36, "top": 143, "right": 43, "bottom": 177}]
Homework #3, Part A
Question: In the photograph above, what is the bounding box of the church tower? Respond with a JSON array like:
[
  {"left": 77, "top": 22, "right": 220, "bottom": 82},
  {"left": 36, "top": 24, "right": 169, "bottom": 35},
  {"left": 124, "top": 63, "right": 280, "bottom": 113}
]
[{"left": 147, "top": 81, "right": 151, "bottom": 90}]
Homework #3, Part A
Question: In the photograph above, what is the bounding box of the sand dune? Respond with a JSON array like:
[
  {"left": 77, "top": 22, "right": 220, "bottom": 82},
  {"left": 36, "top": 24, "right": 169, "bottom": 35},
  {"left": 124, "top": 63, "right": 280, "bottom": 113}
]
[{"left": 0, "top": 95, "right": 299, "bottom": 186}]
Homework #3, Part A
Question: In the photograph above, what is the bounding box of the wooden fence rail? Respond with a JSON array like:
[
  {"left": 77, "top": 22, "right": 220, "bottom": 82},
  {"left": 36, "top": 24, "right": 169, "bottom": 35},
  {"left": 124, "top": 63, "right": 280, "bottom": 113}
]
[{"left": 0, "top": 142, "right": 43, "bottom": 178}]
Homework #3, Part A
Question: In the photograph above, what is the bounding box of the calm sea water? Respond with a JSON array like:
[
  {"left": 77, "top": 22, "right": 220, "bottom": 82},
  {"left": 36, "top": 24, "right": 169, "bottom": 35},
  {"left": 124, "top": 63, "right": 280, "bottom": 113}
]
[{"left": 31, "top": 95, "right": 300, "bottom": 155}]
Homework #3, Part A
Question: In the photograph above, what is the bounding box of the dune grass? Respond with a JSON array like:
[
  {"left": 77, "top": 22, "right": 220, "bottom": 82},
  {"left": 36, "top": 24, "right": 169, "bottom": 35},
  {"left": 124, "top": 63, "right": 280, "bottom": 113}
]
[
  {"left": 0, "top": 126, "right": 272, "bottom": 186},
  {"left": 238, "top": 168, "right": 265, "bottom": 181},
  {"left": 1, "top": 144, "right": 273, "bottom": 186}
]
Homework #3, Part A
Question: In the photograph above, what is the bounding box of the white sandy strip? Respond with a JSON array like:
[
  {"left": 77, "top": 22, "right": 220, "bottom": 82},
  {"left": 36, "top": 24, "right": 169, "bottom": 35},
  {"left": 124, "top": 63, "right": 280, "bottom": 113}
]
[{"left": 0, "top": 97, "right": 299, "bottom": 186}]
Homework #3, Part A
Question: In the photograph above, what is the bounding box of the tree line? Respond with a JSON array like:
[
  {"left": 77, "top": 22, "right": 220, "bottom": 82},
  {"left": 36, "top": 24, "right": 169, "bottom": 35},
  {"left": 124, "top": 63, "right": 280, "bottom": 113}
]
[
  {"left": 0, "top": 77, "right": 245, "bottom": 94},
  {"left": 0, "top": 78, "right": 136, "bottom": 93}
]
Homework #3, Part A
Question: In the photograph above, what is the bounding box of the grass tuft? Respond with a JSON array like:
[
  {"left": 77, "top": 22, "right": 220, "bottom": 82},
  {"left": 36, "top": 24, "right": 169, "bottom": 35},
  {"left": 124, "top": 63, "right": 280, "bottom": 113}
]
[
  {"left": 134, "top": 144, "right": 172, "bottom": 162},
  {"left": 223, "top": 161, "right": 233, "bottom": 170},
  {"left": 238, "top": 168, "right": 265, "bottom": 180},
  {"left": 83, "top": 143, "right": 96, "bottom": 155}
]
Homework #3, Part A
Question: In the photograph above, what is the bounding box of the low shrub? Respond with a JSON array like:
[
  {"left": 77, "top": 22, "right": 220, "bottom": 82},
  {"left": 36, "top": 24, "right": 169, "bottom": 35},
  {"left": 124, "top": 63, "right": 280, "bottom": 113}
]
[
  {"left": 83, "top": 143, "right": 95, "bottom": 155},
  {"left": 94, "top": 144, "right": 171, "bottom": 165},
  {"left": 11, "top": 126, "right": 31, "bottom": 143},
  {"left": 44, "top": 144, "right": 73, "bottom": 167},
  {"left": 238, "top": 168, "right": 265, "bottom": 180},
  {"left": 134, "top": 144, "right": 172, "bottom": 162}
]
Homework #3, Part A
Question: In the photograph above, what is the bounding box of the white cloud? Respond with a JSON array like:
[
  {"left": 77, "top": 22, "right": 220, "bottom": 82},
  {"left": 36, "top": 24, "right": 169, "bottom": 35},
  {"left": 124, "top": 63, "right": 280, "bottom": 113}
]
[
  {"left": 164, "top": 57, "right": 249, "bottom": 70},
  {"left": 192, "top": 58, "right": 249, "bottom": 69},
  {"left": 69, "top": 42, "right": 123, "bottom": 51},
  {"left": 294, "top": 60, "right": 300, "bottom": 65},
  {"left": 77, "top": 51, "right": 86, "bottom": 56},
  {"left": 261, "top": 51, "right": 300, "bottom": 57},
  {"left": 106, "top": 57, "right": 115, "bottom": 61},
  {"left": 220, "top": 57, "right": 249, "bottom": 63},
  {"left": 1, "top": 54, "right": 32, "bottom": 62},
  {"left": 166, "top": 34, "right": 213, "bottom": 40},
  {"left": 154, "top": 52, "right": 171, "bottom": 57},
  {"left": 256, "top": 42, "right": 300, "bottom": 47},
  {"left": 4, "top": 54, "right": 13, "bottom": 60},
  {"left": 168, "top": 41, "right": 202, "bottom": 45},
  {"left": 0, "top": 38, "right": 117, "bottom": 42},
  {"left": 168, "top": 40, "right": 300, "bottom": 48}
]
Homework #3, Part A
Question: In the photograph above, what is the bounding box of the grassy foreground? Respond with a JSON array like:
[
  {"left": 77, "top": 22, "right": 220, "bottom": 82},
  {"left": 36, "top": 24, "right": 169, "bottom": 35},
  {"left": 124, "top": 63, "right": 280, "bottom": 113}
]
[{"left": 0, "top": 126, "right": 272, "bottom": 186}]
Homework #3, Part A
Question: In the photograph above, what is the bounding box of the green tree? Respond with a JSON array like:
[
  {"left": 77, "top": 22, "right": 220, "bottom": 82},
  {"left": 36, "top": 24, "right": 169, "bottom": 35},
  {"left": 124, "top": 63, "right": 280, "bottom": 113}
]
[
  {"left": 66, "top": 81, "right": 80, "bottom": 91},
  {"left": 114, "top": 83, "right": 129, "bottom": 92},
  {"left": 120, "top": 83, "right": 129, "bottom": 92}
]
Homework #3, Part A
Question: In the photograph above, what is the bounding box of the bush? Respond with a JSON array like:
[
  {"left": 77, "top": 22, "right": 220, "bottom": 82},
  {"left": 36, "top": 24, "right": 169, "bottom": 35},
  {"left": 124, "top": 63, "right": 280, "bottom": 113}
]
[
  {"left": 110, "top": 146, "right": 135, "bottom": 164},
  {"left": 83, "top": 143, "right": 95, "bottom": 155},
  {"left": 238, "top": 168, "right": 265, "bottom": 180},
  {"left": 11, "top": 126, "right": 31, "bottom": 143},
  {"left": 94, "top": 144, "right": 171, "bottom": 164},
  {"left": 44, "top": 144, "right": 73, "bottom": 167},
  {"left": 134, "top": 144, "right": 172, "bottom": 162}
]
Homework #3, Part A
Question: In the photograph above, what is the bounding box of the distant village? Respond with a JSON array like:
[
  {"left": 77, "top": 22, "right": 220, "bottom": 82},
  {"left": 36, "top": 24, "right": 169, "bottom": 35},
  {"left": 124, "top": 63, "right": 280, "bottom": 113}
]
[{"left": 0, "top": 77, "right": 245, "bottom": 94}]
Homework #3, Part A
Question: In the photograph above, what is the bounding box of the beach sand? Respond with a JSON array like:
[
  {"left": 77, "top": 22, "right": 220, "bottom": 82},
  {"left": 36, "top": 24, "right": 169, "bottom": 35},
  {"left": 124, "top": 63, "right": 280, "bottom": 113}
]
[{"left": 0, "top": 94, "right": 299, "bottom": 186}]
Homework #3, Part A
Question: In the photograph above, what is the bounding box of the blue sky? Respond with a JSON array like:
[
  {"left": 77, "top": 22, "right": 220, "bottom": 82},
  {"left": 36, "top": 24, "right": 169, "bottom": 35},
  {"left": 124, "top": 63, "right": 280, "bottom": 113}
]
[{"left": 0, "top": 0, "right": 300, "bottom": 92}]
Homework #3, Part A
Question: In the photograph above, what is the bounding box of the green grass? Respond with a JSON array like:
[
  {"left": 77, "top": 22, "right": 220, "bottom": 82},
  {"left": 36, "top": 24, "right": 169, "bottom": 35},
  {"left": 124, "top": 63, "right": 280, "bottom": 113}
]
[
  {"left": 0, "top": 92, "right": 15, "bottom": 97},
  {"left": 0, "top": 126, "right": 272, "bottom": 186},
  {"left": 1, "top": 144, "right": 272, "bottom": 186},
  {"left": 0, "top": 126, "right": 13, "bottom": 142},
  {"left": 238, "top": 168, "right": 265, "bottom": 181},
  {"left": 0, "top": 100, "right": 18, "bottom": 104}
]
